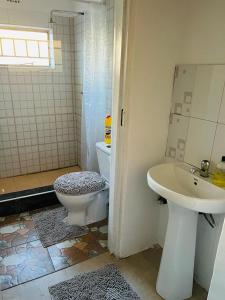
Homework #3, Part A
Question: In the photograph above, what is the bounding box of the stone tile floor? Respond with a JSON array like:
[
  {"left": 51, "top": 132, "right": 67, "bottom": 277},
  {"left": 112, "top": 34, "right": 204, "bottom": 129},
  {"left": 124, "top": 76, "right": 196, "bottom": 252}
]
[
  {"left": 0, "top": 205, "right": 108, "bottom": 290},
  {"left": 1, "top": 250, "right": 208, "bottom": 300}
]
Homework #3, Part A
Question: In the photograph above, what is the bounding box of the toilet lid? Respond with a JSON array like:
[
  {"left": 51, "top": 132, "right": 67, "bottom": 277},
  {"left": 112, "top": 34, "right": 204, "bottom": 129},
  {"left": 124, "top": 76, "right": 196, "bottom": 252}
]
[{"left": 53, "top": 171, "right": 106, "bottom": 196}]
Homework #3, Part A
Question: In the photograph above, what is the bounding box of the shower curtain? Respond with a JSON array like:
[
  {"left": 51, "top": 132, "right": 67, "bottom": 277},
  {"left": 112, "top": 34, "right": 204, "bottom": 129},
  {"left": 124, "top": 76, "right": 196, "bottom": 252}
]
[{"left": 81, "top": 4, "right": 108, "bottom": 171}]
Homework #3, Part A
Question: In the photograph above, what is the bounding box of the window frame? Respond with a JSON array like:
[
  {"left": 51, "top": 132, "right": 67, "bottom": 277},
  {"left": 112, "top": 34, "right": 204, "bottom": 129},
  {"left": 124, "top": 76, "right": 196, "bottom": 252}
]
[{"left": 0, "top": 24, "right": 55, "bottom": 69}]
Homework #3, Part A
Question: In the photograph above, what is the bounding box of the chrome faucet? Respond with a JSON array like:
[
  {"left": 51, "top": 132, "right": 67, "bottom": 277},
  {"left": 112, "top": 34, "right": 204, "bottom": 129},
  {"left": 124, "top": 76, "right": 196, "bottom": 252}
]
[
  {"left": 200, "top": 160, "right": 210, "bottom": 178},
  {"left": 190, "top": 167, "right": 198, "bottom": 175},
  {"left": 190, "top": 160, "right": 210, "bottom": 178}
]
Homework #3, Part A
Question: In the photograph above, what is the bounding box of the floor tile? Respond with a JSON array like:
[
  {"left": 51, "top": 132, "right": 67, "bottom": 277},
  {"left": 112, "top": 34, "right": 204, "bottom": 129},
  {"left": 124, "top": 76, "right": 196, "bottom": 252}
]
[
  {"left": 0, "top": 207, "right": 109, "bottom": 290},
  {"left": 0, "top": 213, "right": 30, "bottom": 226},
  {"left": 0, "top": 240, "right": 54, "bottom": 290},
  {"left": 0, "top": 214, "right": 38, "bottom": 249},
  {"left": 46, "top": 218, "right": 108, "bottom": 272},
  {"left": 0, "top": 166, "right": 81, "bottom": 195},
  {"left": 48, "top": 233, "right": 108, "bottom": 271},
  {"left": 2, "top": 284, "right": 21, "bottom": 300},
  {"left": 12, "top": 175, "right": 40, "bottom": 193},
  {"left": 88, "top": 219, "right": 108, "bottom": 239},
  {"left": 1, "top": 250, "right": 207, "bottom": 300},
  {"left": 29, "top": 204, "right": 61, "bottom": 216},
  {"left": 0, "top": 206, "right": 110, "bottom": 292},
  {"left": 0, "top": 178, "right": 15, "bottom": 195}
]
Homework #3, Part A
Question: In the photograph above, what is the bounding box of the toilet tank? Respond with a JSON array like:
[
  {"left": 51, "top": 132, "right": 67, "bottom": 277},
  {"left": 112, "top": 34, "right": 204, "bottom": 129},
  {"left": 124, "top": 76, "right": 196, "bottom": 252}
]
[{"left": 96, "top": 142, "right": 111, "bottom": 182}]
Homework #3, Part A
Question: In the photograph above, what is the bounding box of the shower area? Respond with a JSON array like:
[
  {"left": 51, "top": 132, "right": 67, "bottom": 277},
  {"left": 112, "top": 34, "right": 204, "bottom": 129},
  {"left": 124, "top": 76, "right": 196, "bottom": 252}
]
[{"left": 0, "top": 0, "right": 114, "bottom": 200}]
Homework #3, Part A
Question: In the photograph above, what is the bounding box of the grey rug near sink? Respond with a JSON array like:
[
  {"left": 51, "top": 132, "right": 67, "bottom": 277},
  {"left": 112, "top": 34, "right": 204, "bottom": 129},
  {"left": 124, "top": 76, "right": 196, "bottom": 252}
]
[
  {"left": 49, "top": 264, "right": 141, "bottom": 300},
  {"left": 32, "top": 206, "right": 88, "bottom": 247}
]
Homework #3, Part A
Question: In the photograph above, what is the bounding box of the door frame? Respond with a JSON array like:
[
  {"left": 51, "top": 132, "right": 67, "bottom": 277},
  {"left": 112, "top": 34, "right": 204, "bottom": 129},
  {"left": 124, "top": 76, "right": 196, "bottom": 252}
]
[{"left": 108, "top": 0, "right": 131, "bottom": 257}]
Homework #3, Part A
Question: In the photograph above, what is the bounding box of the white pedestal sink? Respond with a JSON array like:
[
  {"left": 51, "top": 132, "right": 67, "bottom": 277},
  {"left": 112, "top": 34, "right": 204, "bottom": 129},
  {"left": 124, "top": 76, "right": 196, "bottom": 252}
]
[{"left": 147, "top": 162, "right": 225, "bottom": 300}]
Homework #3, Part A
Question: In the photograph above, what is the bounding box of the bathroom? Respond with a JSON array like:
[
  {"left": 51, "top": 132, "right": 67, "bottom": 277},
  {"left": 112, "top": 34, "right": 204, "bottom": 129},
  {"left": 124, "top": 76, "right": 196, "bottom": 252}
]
[
  {"left": 0, "top": 0, "right": 114, "bottom": 296},
  {"left": 1, "top": 0, "right": 225, "bottom": 299}
]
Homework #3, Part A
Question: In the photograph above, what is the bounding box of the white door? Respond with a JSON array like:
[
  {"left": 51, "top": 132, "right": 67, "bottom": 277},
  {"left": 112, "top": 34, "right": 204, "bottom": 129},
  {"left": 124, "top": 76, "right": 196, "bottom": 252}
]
[{"left": 108, "top": 0, "right": 130, "bottom": 256}]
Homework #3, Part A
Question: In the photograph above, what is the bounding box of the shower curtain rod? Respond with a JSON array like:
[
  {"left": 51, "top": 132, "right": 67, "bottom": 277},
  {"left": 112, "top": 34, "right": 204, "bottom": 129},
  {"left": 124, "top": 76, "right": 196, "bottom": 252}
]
[
  {"left": 50, "top": 10, "right": 85, "bottom": 23},
  {"left": 50, "top": 0, "right": 105, "bottom": 21}
]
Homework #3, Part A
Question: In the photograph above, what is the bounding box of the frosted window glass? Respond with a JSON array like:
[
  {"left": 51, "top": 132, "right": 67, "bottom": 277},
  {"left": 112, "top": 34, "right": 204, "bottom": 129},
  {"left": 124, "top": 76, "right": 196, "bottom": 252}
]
[
  {"left": 0, "top": 29, "right": 47, "bottom": 41},
  {"left": 14, "top": 40, "right": 27, "bottom": 57},
  {"left": 0, "top": 26, "right": 52, "bottom": 67},
  {"left": 27, "top": 41, "right": 39, "bottom": 57},
  {"left": 39, "top": 41, "right": 49, "bottom": 58},
  {"left": 1, "top": 39, "right": 14, "bottom": 56}
]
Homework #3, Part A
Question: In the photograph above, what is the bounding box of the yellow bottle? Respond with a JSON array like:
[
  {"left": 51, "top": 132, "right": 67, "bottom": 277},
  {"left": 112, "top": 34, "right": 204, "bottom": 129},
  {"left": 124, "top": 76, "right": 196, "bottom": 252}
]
[
  {"left": 212, "top": 156, "right": 225, "bottom": 187},
  {"left": 104, "top": 114, "right": 112, "bottom": 147}
]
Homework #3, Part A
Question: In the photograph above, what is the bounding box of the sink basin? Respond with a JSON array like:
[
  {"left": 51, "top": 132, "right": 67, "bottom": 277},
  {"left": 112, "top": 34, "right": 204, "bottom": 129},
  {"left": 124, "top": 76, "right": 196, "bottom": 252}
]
[
  {"left": 147, "top": 162, "right": 225, "bottom": 214},
  {"left": 147, "top": 162, "right": 225, "bottom": 300}
]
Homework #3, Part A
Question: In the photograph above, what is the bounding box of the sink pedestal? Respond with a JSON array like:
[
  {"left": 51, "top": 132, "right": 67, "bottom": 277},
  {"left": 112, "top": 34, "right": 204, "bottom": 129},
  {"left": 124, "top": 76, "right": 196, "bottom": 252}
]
[{"left": 156, "top": 202, "right": 198, "bottom": 300}]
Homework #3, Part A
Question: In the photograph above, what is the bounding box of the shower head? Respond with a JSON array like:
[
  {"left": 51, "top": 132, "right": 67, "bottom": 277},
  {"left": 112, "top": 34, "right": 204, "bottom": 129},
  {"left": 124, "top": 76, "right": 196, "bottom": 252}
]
[{"left": 49, "top": 17, "right": 56, "bottom": 27}]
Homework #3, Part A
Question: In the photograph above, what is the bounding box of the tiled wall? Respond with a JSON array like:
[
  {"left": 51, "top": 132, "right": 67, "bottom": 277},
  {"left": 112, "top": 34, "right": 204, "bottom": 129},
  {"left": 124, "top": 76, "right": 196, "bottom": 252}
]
[
  {"left": 0, "top": 3, "right": 115, "bottom": 178},
  {"left": 166, "top": 64, "right": 225, "bottom": 171},
  {"left": 0, "top": 16, "right": 78, "bottom": 178}
]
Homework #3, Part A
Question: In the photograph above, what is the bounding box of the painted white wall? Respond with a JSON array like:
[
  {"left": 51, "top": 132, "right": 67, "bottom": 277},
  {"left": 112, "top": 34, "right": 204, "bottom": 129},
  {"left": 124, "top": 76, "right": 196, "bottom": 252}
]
[
  {"left": 0, "top": 0, "right": 75, "bottom": 27},
  {"left": 117, "top": 0, "right": 187, "bottom": 257},
  {"left": 208, "top": 220, "right": 225, "bottom": 300},
  {"left": 156, "top": 0, "right": 225, "bottom": 291},
  {"left": 0, "top": 0, "right": 94, "bottom": 28},
  {"left": 118, "top": 0, "right": 225, "bottom": 292},
  {"left": 181, "top": 0, "right": 225, "bottom": 65}
]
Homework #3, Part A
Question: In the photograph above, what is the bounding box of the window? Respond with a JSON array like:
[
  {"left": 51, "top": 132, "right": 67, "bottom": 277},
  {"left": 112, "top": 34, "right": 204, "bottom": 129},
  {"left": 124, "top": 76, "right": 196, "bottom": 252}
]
[{"left": 0, "top": 25, "right": 54, "bottom": 67}]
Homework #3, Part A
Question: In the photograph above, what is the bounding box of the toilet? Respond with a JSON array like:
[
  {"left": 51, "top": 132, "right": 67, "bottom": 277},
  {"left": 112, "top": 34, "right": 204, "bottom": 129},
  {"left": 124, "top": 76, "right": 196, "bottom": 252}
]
[{"left": 54, "top": 142, "right": 110, "bottom": 226}]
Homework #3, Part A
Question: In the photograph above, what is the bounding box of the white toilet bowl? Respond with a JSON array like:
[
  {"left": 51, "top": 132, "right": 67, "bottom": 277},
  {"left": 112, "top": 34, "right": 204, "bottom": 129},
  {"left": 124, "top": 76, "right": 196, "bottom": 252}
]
[
  {"left": 55, "top": 187, "right": 109, "bottom": 226},
  {"left": 54, "top": 142, "right": 110, "bottom": 226}
]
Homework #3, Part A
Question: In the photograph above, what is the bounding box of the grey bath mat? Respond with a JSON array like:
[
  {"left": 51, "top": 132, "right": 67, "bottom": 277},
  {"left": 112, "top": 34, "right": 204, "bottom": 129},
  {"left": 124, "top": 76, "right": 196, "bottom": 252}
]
[
  {"left": 32, "top": 207, "right": 88, "bottom": 248},
  {"left": 49, "top": 264, "right": 141, "bottom": 300}
]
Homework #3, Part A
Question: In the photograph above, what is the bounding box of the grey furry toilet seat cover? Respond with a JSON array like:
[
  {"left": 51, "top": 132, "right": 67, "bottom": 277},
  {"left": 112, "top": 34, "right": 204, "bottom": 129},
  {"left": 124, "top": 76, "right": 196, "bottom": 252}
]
[{"left": 54, "top": 171, "right": 106, "bottom": 196}]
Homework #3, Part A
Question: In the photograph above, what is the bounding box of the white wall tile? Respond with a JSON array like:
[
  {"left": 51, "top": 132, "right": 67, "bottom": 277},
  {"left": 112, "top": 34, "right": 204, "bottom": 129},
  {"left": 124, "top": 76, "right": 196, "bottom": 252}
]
[
  {"left": 0, "top": 10, "right": 113, "bottom": 177},
  {"left": 18, "top": 145, "right": 40, "bottom": 174},
  {"left": 191, "top": 65, "right": 225, "bottom": 121},
  {"left": 218, "top": 89, "right": 225, "bottom": 124},
  {"left": 39, "top": 143, "right": 59, "bottom": 171},
  {"left": 0, "top": 16, "right": 79, "bottom": 178},
  {"left": 168, "top": 65, "right": 225, "bottom": 169},
  {"left": 15, "top": 117, "right": 38, "bottom": 147},
  {"left": 0, "top": 118, "right": 17, "bottom": 149},
  {"left": 184, "top": 118, "right": 217, "bottom": 168},
  {"left": 172, "top": 65, "right": 196, "bottom": 116},
  {"left": 166, "top": 114, "right": 189, "bottom": 161},
  {"left": 0, "top": 148, "right": 21, "bottom": 177},
  {"left": 211, "top": 124, "right": 225, "bottom": 170},
  {"left": 58, "top": 140, "right": 77, "bottom": 168},
  {"left": 36, "top": 115, "right": 57, "bottom": 145}
]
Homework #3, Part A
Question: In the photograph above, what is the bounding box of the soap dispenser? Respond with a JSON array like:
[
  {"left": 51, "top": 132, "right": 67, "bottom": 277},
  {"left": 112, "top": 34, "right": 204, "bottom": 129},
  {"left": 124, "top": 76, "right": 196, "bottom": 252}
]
[{"left": 212, "top": 156, "right": 225, "bottom": 187}]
